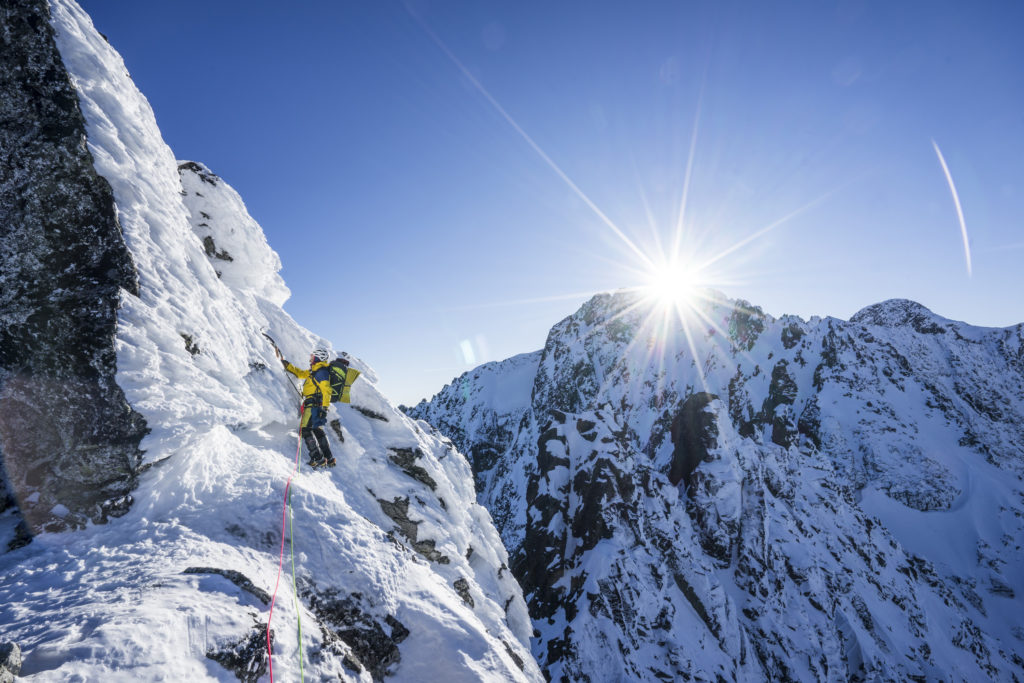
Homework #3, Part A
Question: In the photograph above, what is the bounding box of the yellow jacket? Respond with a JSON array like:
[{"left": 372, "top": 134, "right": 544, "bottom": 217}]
[{"left": 284, "top": 360, "right": 331, "bottom": 408}]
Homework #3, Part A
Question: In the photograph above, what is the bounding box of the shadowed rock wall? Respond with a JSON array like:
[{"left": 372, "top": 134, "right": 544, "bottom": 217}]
[{"left": 0, "top": 0, "right": 147, "bottom": 540}]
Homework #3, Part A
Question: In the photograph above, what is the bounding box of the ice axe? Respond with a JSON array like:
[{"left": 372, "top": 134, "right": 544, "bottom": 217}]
[{"left": 262, "top": 331, "right": 302, "bottom": 399}]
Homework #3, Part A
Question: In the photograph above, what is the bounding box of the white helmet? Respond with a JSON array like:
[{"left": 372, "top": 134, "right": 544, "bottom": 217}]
[{"left": 311, "top": 347, "right": 330, "bottom": 363}]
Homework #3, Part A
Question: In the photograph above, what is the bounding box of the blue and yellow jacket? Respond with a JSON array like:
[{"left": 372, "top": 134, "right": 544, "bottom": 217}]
[{"left": 284, "top": 360, "right": 331, "bottom": 408}]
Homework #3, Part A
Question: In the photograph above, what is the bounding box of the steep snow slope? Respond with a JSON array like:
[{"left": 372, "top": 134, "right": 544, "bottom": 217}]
[
  {"left": 411, "top": 291, "right": 1024, "bottom": 681},
  {"left": 0, "top": 1, "right": 541, "bottom": 680},
  {"left": 413, "top": 352, "right": 541, "bottom": 533}
]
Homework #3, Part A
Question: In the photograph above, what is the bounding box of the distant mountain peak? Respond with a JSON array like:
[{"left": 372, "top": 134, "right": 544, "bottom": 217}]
[{"left": 850, "top": 298, "right": 947, "bottom": 332}]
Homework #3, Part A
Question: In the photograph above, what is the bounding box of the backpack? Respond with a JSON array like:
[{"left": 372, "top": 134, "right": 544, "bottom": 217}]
[{"left": 327, "top": 357, "right": 360, "bottom": 403}]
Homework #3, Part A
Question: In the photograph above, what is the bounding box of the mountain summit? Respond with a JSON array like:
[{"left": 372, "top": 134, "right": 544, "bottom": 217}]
[
  {"left": 0, "top": 2, "right": 540, "bottom": 680},
  {"left": 411, "top": 290, "right": 1024, "bottom": 681}
]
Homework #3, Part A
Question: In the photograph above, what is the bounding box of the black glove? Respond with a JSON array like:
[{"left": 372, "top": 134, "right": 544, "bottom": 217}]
[{"left": 280, "top": 357, "right": 290, "bottom": 369}]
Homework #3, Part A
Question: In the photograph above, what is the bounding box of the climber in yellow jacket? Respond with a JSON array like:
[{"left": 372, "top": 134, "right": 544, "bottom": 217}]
[{"left": 278, "top": 346, "right": 335, "bottom": 467}]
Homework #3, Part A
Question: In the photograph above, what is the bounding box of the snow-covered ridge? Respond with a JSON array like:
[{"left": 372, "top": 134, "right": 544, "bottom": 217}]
[
  {"left": 178, "top": 160, "right": 290, "bottom": 307},
  {"left": 850, "top": 297, "right": 951, "bottom": 332},
  {"left": 411, "top": 289, "right": 1024, "bottom": 681},
  {"left": 0, "top": 1, "right": 541, "bottom": 679}
]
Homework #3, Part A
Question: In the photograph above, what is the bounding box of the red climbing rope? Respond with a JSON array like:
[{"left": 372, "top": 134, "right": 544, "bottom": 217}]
[{"left": 267, "top": 406, "right": 304, "bottom": 682}]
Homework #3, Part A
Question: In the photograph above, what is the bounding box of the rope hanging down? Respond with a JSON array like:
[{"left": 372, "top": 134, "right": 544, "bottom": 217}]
[
  {"left": 264, "top": 331, "right": 308, "bottom": 681},
  {"left": 289, "top": 459, "right": 306, "bottom": 679},
  {"left": 267, "top": 405, "right": 305, "bottom": 682}
]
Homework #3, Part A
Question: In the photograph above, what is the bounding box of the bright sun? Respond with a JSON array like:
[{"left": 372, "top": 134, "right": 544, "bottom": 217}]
[{"left": 644, "top": 263, "right": 698, "bottom": 312}]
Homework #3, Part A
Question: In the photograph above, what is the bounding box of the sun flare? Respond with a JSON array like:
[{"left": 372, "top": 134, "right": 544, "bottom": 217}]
[{"left": 644, "top": 263, "right": 699, "bottom": 312}]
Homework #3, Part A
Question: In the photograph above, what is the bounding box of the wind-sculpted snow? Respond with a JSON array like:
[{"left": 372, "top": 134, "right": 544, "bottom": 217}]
[
  {"left": 0, "top": 2, "right": 541, "bottom": 679},
  {"left": 412, "top": 291, "right": 1024, "bottom": 681}
]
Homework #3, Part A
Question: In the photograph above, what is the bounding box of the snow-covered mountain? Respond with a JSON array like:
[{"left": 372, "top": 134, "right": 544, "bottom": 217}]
[
  {"left": 410, "top": 291, "right": 1024, "bottom": 681},
  {"left": 0, "top": 2, "right": 540, "bottom": 680}
]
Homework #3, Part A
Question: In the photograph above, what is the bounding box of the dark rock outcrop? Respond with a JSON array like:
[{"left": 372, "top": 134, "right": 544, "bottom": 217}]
[
  {"left": 183, "top": 567, "right": 271, "bottom": 604},
  {"left": 206, "top": 621, "right": 270, "bottom": 683},
  {"left": 0, "top": 641, "right": 22, "bottom": 682},
  {"left": 515, "top": 413, "right": 571, "bottom": 623},
  {"left": 376, "top": 495, "right": 450, "bottom": 564},
  {"left": 302, "top": 586, "right": 410, "bottom": 682},
  {"left": 387, "top": 447, "right": 437, "bottom": 491},
  {"left": 0, "top": 0, "right": 147, "bottom": 537},
  {"left": 668, "top": 392, "right": 719, "bottom": 486},
  {"left": 727, "top": 299, "right": 767, "bottom": 351},
  {"left": 761, "top": 359, "right": 799, "bottom": 448},
  {"left": 453, "top": 577, "right": 475, "bottom": 607}
]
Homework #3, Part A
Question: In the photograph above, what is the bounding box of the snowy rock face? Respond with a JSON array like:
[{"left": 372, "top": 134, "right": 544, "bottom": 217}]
[
  {"left": 0, "top": 0, "right": 146, "bottom": 538},
  {"left": 0, "top": 2, "right": 541, "bottom": 680},
  {"left": 411, "top": 292, "right": 1024, "bottom": 681}
]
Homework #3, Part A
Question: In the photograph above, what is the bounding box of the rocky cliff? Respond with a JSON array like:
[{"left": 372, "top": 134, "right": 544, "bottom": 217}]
[
  {"left": 0, "top": 0, "right": 146, "bottom": 541},
  {"left": 411, "top": 291, "right": 1024, "bottom": 681}
]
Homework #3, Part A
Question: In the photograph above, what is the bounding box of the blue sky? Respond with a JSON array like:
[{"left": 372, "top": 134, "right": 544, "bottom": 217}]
[{"left": 79, "top": 0, "right": 1024, "bottom": 406}]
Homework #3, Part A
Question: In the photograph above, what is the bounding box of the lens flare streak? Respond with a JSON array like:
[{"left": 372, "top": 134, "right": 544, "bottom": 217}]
[
  {"left": 407, "top": 5, "right": 653, "bottom": 269},
  {"left": 697, "top": 185, "right": 844, "bottom": 273},
  {"left": 672, "top": 76, "right": 707, "bottom": 260},
  {"left": 931, "top": 139, "right": 972, "bottom": 276}
]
